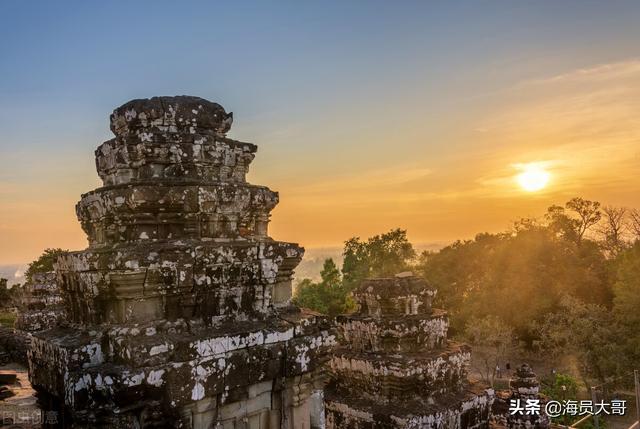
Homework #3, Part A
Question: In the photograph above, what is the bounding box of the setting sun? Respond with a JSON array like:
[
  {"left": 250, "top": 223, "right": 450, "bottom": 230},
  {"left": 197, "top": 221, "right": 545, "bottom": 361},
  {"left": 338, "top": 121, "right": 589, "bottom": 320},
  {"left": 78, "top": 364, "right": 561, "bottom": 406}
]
[{"left": 516, "top": 163, "right": 551, "bottom": 192}]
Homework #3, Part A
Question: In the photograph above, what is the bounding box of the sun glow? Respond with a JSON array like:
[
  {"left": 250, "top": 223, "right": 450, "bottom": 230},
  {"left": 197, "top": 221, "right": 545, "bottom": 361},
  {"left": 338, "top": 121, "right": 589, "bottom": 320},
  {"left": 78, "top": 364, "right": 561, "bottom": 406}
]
[{"left": 516, "top": 163, "right": 550, "bottom": 192}]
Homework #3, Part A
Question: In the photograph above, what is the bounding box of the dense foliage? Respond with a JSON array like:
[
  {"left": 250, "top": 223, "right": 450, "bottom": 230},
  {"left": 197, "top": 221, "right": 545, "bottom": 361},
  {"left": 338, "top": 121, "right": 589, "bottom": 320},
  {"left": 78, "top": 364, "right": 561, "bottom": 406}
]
[
  {"left": 24, "top": 248, "right": 67, "bottom": 282},
  {"left": 293, "top": 259, "right": 355, "bottom": 315}
]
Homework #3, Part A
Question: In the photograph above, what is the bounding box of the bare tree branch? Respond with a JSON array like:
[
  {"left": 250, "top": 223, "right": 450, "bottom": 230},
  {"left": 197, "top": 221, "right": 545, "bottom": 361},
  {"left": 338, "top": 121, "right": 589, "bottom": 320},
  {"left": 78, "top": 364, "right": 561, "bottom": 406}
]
[
  {"left": 629, "top": 208, "right": 640, "bottom": 242},
  {"left": 565, "top": 197, "right": 602, "bottom": 244},
  {"left": 598, "top": 206, "right": 628, "bottom": 256}
]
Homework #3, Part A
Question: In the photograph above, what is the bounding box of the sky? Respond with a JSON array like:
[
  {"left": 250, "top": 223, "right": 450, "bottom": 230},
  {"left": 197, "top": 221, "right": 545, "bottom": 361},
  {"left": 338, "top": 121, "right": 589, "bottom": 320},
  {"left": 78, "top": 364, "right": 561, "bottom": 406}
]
[{"left": 1, "top": 1, "right": 640, "bottom": 265}]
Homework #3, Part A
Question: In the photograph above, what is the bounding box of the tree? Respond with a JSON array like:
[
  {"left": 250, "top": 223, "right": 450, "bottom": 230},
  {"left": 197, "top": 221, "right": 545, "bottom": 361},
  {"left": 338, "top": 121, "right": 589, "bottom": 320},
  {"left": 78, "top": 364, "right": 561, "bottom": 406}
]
[
  {"left": 532, "top": 295, "right": 620, "bottom": 385},
  {"left": 598, "top": 206, "right": 628, "bottom": 257},
  {"left": 541, "top": 373, "right": 580, "bottom": 425},
  {"left": 342, "top": 229, "right": 415, "bottom": 291},
  {"left": 419, "top": 222, "right": 610, "bottom": 336},
  {"left": 628, "top": 208, "right": 640, "bottom": 242},
  {"left": 565, "top": 198, "right": 601, "bottom": 245},
  {"left": 25, "top": 248, "right": 68, "bottom": 281},
  {"left": 612, "top": 243, "right": 640, "bottom": 325},
  {"left": 463, "top": 315, "right": 515, "bottom": 386},
  {"left": 296, "top": 229, "right": 415, "bottom": 315},
  {"left": 294, "top": 279, "right": 327, "bottom": 314},
  {"left": 293, "top": 258, "right": 354, "bottom": 315},
  {"left": 612, "top": 243, "right": 640, "bottom": 373},
  {"left": 530, "top": 309, "right": 572, "bottom": 361},
  {"left": 319, "top": 258, "right": 341, "bottom": 289},
  {"left": 419, "top": 232, "right": 505, "bottom": 331},
  {"left": 545, "top": 205, "right": 580, "bottom": 242}
]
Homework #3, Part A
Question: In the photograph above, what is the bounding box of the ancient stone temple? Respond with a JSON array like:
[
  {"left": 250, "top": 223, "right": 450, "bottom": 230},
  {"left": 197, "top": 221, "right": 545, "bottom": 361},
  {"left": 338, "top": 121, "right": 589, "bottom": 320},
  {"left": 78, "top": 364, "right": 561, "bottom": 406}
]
[
  {"left": 27, "top": 96, "right": 335, "bottom": 428},
  {"left": 0, "top": 272, "right": 64, "bottom": 365},
  {"left": 491, "top": 364, "right": 549, "bottom": 429},
  {"left": 15, "top": 272, "right": 65, "bottom": 333},
  {"left": 324, "top": 273, "right": 494, "bottom": 429}
]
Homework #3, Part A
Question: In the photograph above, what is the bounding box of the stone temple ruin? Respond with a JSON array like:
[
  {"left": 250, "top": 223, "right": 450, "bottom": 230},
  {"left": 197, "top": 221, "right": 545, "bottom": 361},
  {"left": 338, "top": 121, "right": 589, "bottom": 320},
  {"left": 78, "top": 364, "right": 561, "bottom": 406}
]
[
  {"left": 16, "top": 272, "right": 65, "bottom": 333},
  {"left": 0, "top": 272, "right": 63, "bottom": 367},
  {"left": 27, "top": 96, "right": 336, "bottom": 428},
  {"left": 325, "top": 274, "right": 494, "bottom": 428},
  {"left": 491, "top": 364, "right": 549, "bottom": 429}
]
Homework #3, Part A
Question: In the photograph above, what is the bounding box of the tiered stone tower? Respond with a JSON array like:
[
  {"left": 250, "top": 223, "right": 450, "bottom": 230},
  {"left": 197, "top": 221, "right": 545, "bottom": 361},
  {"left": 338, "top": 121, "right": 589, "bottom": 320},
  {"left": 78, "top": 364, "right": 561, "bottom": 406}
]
[
  {"left": 28, "top": 96, "right": 335, "bottom": 428},
  {"left": 324, "top": 273, "right": 494, "bottom": 428},
  {"left": 492, "top": 364, "right": 549, "bottom": 429},
  {"left": 15, "top": 272, "right": 65, "bottom": 332}
]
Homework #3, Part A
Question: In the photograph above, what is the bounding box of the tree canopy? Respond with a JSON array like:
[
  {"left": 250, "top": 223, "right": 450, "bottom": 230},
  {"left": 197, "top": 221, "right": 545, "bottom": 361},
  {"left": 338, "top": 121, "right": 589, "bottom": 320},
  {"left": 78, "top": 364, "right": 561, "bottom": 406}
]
[
  {"left": 342, "top": 228, "right": 415, "bottom": 290},
  {"left": 24, "top": 248, "right": 68, "bottom": 281}
]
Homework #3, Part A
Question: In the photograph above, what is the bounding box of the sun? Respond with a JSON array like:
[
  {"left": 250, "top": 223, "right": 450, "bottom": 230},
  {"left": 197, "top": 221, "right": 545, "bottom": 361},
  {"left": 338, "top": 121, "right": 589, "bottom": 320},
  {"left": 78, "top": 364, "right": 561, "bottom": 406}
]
[{"left": 516, "top": 163, "right": 550, "bottom": 192}]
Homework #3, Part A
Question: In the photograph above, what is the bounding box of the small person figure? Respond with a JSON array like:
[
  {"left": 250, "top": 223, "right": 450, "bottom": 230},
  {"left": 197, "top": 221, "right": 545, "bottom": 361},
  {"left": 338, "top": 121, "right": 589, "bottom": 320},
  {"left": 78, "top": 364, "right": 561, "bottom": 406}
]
[{"left": 496, "top": 364, "right": 502, "bottom": 379}]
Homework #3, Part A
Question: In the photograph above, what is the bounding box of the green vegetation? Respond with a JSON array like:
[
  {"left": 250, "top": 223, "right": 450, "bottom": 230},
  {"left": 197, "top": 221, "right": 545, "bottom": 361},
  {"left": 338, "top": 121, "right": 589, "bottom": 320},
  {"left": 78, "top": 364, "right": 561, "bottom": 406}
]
[
  {"left": 24, "top": 248, "right": 68, "bottom": 282},
  {"left": 294, "top": 259, "right": 354, "bottom": 315},
  {"left": 342, "top": 228, "right": 415, "bottom": 291},
  {"left": 0, "top": 309, "right": 16, "bottom": 327},
  {"left": 294, "top": 197, "right": 640, "bottom": 387},
  {"left": 463, "top": 315, "right": 515, "bottom": 387},
  {"left": 294, "top": 229, "right": 414, "bottom": 315},
  {"left": 541, "top": 373, "right": 580, "bottom": 425}
]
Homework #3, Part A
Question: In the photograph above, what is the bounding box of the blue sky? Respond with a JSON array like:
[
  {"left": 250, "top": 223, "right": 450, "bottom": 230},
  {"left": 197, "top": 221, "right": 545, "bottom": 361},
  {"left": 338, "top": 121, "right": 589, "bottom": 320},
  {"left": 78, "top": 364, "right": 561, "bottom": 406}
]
[{"left": 2, "top": 1, "right": 640, "bottom": 263}]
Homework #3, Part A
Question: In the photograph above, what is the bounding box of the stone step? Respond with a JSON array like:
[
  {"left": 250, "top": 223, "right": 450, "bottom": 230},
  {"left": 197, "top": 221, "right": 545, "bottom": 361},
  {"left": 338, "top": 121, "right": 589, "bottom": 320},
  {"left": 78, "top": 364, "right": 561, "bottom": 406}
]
[
  {"left": 324, "top": 381, "right": 494, "bottom": 429},
  {"left": 328, "top": 342, "right": 472, "bottom": 400}
]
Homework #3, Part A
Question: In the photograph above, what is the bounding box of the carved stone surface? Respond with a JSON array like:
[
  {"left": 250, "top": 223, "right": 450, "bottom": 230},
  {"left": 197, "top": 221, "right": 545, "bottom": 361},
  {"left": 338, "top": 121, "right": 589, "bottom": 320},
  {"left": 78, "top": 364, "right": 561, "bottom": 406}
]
[
  {"left": 15, "top": 272, "right": 65, "bottom": 333},
  {"left": 491, "top": 364, "right": 550, "bottom": 429},
  {"left": 27, "top": 96, "right": 335, "bottom": 428},
  {"left": 325, "top": 274, "right": 494, "bottom": 429}
]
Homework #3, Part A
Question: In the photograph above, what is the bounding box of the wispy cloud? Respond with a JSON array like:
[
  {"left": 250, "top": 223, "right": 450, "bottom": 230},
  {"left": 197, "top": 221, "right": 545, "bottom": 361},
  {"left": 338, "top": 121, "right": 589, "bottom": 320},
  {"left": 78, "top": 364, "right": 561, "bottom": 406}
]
[
  {"left": 525, "top": 59, "right": 640, "bottom": 86},
  {"left": 287, "top": 165, "right": 432, "bottom": 196}
]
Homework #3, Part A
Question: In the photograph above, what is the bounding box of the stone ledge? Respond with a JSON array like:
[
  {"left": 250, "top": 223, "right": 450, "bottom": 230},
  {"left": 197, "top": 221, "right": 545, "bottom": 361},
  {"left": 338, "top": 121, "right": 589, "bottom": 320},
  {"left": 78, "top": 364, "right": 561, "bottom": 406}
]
[
  {"left": 29, "top": 312, "right": 335, "bottom": 417},
  {"left": 325, "top": 382, "right": 494, "bottom": 429},
  {"left": 96, "top": 135, "right": 257, "bottom": 186},
  {"left": 76, "top": 183, "right": 279, "bottom": 244},
  {"left": 336, "top": 309, "right": 449, "bottom": 353},
  {"left": 110, "top": 96, "right": 233, "bottom": 138},
  {"left": 328, "top": 342, "right": 472, "bottom": 400}
]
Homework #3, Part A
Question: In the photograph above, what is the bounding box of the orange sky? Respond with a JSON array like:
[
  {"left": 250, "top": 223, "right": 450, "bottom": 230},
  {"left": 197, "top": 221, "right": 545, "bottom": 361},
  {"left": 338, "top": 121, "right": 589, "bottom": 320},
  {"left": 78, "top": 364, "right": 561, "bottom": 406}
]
[
  {"left": 3, "top": 59, "right": 639, "bottom": 265},
  {"left": 265, "top": 60, "right": 640, "bottom": 248}
]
